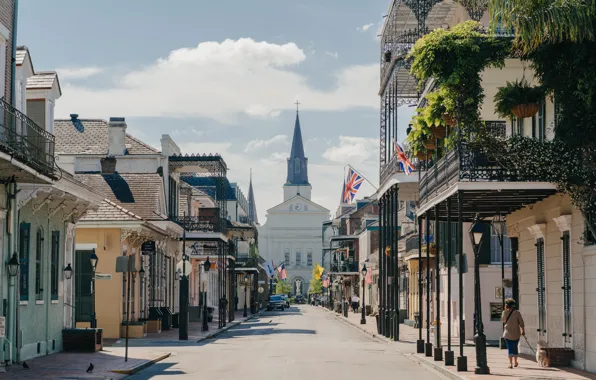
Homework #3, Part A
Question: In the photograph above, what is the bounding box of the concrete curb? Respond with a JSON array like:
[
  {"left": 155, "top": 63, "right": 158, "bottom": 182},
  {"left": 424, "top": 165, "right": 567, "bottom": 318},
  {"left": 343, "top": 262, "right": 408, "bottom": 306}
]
[
  {"left": 111, "top": 352, "right": 171, "bottom": 375},
  {"left": 197, "top": 313, "right": 260, "bottom": 342}
]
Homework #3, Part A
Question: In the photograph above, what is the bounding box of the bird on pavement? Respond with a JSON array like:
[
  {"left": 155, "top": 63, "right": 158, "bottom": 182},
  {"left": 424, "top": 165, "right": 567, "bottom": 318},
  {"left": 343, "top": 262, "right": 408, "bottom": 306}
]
[
  {"left": 269, "top": 320, "right": 272, "bottom": 323},
  {"left": 22, "top": 362, "right": 29, "bottom": 369},
  {"left": 86, "top": 363, "right": 94, "bottom": 373}
]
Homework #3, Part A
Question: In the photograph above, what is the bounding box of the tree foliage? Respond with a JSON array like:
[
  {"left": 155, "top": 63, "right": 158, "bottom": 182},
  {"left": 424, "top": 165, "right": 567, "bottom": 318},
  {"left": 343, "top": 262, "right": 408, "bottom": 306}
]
[
  {"left": 308, "top": 265, "right": 323, "bottom": 294},
  {"left": 275, "top": 280, "right": 292, "bottom": 295}
]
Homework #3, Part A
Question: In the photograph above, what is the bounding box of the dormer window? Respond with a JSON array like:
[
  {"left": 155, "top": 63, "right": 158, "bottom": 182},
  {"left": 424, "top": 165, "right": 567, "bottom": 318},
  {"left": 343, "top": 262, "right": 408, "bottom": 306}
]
[{"left": 294, "top": 158, "right": 301, "bottom": 174}]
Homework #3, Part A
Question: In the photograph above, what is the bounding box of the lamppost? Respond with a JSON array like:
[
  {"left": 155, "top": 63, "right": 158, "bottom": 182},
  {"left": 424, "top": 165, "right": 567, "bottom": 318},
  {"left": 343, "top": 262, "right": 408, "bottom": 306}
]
[
  {"left": 243, "top": 274, "right": 249, "bottom": 318},
  {"left": 202, "top": 257, "right": 211, "bottom": 332},
  {"left": 179, "top": 251, "right": 190, "bottom": 340},
  {"left": 492, "top": 213, "right": 507, "bottom": 349},
  {"left": 139, "top": 267, "right": 145, "bottom": 319},
  {"left": 89, "top": 250, "right": 99, "bottom": 328},
  {"left": 470, "top": 214, "right": 490, "bottom": 375},
  {"left": 361, "top": 264, "right": 367, "bottom": 325}
]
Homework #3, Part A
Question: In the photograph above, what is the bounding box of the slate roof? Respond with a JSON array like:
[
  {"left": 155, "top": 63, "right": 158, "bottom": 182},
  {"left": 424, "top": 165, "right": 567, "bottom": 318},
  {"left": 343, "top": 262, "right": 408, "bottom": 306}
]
[
  {"left": 80, "top": 199, "right": 143, "bottom": 222},
  {"left": 74, "top": 173, "right": 166, "bottom": 221},
  {"left": 27, "top": 71, "right": 58, "bottom": 90},
  {"left": 54, "top": 119, "right": 160, "bottom": 155}
]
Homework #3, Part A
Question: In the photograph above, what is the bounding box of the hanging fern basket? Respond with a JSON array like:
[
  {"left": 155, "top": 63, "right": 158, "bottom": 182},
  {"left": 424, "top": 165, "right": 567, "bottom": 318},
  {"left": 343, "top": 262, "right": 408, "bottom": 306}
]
[
  {"left": 423, "top": 139, "right": 436, "bottom": 150},
  {"left": 442, "top": 113, "right": 457, "bottom": 127},
  {"left": 432, "top": 126, "right": 447, "bottom": 139},
  {"left": 511, "top": 103, "right": 539, "bottom": 119}
]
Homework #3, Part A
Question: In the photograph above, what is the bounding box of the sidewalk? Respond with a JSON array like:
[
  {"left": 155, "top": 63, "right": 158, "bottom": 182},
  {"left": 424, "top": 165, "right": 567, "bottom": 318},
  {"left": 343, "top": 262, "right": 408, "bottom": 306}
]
[
  {"left": 324, "top": 306, "right": 596, "bottom": 380},
  {"left": 1, "top": 310, "right": 257, "bottom": 379}
]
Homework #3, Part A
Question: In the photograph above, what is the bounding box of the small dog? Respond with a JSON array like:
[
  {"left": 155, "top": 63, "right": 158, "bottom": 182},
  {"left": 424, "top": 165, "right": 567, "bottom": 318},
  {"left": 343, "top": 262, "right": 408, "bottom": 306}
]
[{"left": 537, "top": 340, "right": 550, "bottom": 367}]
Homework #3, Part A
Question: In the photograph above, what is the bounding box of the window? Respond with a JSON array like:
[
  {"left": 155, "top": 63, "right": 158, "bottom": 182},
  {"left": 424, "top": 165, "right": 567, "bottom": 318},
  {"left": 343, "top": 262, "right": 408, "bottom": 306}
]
[
  {"left": 585, "top": 211, "right": 596, "bottom": 246},
  {"left": 19, "top": 223, "right": 31, "bottom": 301},
  {"left": 51, "top": 231, "right": 60, "bottom": 300},
  {"left": 36, "top": 228, "right": 44, "bottom": 301},
  {"left": 490, "top": 226, "right": 512, "bottom": 264},
  {"left": 536, "top": 238, "right": 546, "bottom": 335},
  {"left": 562, "top": 231, "right": 572, "bottom": 343},
  {"left": 294, "top": 158, "right": 300, "bottom": 174},
  {"left": 296, "top": 249, "right": 302, "bottom": 266},
  {"left": 284, "top": 249, "right": 290, "bottom": 265},
  {"left": 307, "top": 249, "right": 313, "bottom": 266},
  {"left": 537, "top": 99, "right": 546, "bottom": 141}
]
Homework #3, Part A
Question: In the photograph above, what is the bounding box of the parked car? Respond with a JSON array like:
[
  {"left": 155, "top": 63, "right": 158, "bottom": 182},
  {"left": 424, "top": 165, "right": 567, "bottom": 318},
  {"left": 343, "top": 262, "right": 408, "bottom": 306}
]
[
  {"left": 295, "top": 295, "right": 305, "bottom": 304},
  {"left": 267, "top": 295, "right": 285, "bottom": 311}
]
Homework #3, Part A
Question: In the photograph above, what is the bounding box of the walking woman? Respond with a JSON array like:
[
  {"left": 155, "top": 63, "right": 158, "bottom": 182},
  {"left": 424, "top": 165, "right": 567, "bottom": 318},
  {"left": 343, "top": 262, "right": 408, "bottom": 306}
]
[{"left": 501, "top": 298, "right": 525, "bottom": 368}]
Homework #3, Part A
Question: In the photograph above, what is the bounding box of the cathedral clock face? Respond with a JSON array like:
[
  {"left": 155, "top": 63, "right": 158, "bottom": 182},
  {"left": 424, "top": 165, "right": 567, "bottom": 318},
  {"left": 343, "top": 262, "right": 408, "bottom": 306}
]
[{"left": 294, "top": 203, "right": 302, "bottom": 211}]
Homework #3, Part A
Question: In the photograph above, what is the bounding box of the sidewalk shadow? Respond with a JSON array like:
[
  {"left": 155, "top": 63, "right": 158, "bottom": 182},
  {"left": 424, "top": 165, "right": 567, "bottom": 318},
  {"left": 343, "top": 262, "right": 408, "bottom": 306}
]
[{"left": 127, "top": 362, "right": 185, "bottom": 379}]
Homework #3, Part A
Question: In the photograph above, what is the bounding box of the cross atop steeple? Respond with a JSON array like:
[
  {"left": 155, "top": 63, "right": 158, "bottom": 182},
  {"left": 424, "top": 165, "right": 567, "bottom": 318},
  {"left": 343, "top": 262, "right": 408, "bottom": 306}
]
[{"left": 295, "top": 100, "right": 300, "bottom": 113}]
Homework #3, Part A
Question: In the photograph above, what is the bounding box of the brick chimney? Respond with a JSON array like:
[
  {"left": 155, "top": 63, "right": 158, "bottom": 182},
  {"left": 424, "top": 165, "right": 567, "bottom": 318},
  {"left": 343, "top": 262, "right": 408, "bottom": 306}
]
[{"left": 108, "top": 117, "right": 127, "bottom": 156}]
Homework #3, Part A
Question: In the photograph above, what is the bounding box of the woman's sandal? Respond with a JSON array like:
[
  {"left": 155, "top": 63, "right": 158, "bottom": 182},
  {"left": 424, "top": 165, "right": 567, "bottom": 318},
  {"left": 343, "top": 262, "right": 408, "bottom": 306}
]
[
  {"left": 514, "top": 363, "right": 519, "bottom": 368},
  {"left": 508, "top": 365, "right": 513, "bottom": 369}
]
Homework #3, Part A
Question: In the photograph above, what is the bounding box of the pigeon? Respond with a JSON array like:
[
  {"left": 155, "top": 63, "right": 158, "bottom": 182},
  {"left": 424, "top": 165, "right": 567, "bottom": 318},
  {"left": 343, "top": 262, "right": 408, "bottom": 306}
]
[
  {"left": 22, "top": 362, "right": 29, "bottom": 369},
  {"left": 269, "top": 320, "right": 272, "bottom": 323},
  {"left": 86, "top": 363, "right": 94, "bottom": 373}
]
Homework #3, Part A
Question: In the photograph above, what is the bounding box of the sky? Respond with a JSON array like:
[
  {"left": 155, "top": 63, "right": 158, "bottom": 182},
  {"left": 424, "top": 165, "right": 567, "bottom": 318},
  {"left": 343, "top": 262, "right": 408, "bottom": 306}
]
[{"left": 18, "top": 0, "right": 413, "bottom": 222}]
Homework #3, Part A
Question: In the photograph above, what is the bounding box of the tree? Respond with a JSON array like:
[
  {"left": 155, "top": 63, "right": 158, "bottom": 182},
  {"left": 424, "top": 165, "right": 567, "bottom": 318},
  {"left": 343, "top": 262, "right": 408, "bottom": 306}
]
[
  {"left": 308, "top": 265, "right": 323, "bottom": 294},
  {"left": 489, "top": 0, "right": 596, "bottom": 51},
  {"left": 275, "top": 280, "right": 292, "bottom": 295}
]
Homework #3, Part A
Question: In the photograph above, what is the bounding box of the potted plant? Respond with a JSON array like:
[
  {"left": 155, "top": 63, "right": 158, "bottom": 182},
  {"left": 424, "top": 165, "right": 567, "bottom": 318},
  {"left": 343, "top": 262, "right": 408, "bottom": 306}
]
[
  {"left": 494, "top": 79, "right": 545, "bottom": 119},
  {"left": 422, "top": 90, "right": 452, "bottom": 138},
  {"left": 406, "top": 115, "right": 435, "bottom": 154}
]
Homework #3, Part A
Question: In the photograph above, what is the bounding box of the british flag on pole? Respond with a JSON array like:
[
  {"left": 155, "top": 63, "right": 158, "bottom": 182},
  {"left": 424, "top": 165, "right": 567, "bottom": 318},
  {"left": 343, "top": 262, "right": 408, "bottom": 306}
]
[
  {"left": 393, "top": 140, "right": 415, "bottom": 175},
  {"left": 343, "top": 167, "right": 365, "bottom": 204}
]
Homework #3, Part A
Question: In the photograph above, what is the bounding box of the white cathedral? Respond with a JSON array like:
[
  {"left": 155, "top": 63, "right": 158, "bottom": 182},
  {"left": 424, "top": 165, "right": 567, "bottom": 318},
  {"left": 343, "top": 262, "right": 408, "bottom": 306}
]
[{"left": 258, "top": 110, "right": 330, "bottom": 296}]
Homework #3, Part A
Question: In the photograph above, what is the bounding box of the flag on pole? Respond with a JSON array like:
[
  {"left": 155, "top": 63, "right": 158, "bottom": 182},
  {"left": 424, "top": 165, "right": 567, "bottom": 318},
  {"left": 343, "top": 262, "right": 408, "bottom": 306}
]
[
  {"left": 394, "top": 140, "right": 415, "bottom": 175},
  {"left": 365, "top": 267, "right": 373, "bottom": 285},
  {"left": 314, "top": 263, "right": 325, "bottom": 280},
  {"left": 264, "top": 261, "right": 275, "bottom": 278},
  {"left": 280, "top": 263, "right": 287, "bottom": 282},
  {"left": 322, "top": 275, "right": 330, "bottom": 288},
  {"left": 342, "top": 167, "right": 365, "bottom": 203}
]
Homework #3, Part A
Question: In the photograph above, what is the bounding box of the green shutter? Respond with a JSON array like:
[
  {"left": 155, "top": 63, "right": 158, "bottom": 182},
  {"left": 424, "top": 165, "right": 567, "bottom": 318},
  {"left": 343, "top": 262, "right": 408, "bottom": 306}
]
[
  {"left": 477, "top": 223, "right": 492, "bottom": 265},
  {"left": 19, "top": 223, "right": 31, "bottom": 301},
  {"left": 51, "top": 231, "right": 60, "bottom": 300}
]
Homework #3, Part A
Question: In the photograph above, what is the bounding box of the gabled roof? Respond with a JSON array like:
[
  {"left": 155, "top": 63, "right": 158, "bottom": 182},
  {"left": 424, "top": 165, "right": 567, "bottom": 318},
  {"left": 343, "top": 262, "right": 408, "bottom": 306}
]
[
  {"left": 27, "top": 71, "right": 62, "bottom": 95},
  {"left": 16, "top": 46, "right": 33, "bottom": 70},
  {"left": 54, "top": 119, "right": 160, "bottom": 155},
  {"left": 80, "top": 199, "right": 144, "bottom": 222},
  {"left": 266, "top": 194, "right": 329, "bottom": 213},
  {"left": 74, "top": 173, "right": 166, "bottom": 221}
]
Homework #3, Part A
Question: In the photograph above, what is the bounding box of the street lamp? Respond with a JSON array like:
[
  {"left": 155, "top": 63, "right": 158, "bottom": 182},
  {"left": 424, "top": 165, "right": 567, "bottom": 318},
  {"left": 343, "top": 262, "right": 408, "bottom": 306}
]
[
  {"left": 89, "top": 249, "right": 99, "bottom": 328},
  {"left": 243, "top": 274, "right": 249, "bottom": 318},
  {"left": 63, "top": 263, "right": 73, "bottom": 280},
  {"left": 139, "top": 267, "right": 146, "bottom": 319},
  {"left": 361, "top": 264, "right": 367, "bottom": 325},
  {"left": 202, "top": 257, "right": 211, "bottom": 332},
  {"left": 6, "top": 253, "right": 19, "bottom": 277},
  {"left": 469, "top": 214, "right": 490, "bottom": 375}
]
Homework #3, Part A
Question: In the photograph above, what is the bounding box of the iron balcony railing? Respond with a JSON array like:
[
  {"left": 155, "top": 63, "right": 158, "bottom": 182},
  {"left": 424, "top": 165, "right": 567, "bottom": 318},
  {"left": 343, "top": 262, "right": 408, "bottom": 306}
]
[
  {"left": 380, "top": 154, "right": 420, "bottom": 185},
  {"left": 0, "top": 98, "right": 56, "bottom": 178},
  {"left": 418, "top": 121, "right": 545, "bottom": 204},
  {"left": 331, "top": 261, "right": 359, "bottom": 273},
  {"left": 170, "top": 214, "right": 222, "bottom": 233}
]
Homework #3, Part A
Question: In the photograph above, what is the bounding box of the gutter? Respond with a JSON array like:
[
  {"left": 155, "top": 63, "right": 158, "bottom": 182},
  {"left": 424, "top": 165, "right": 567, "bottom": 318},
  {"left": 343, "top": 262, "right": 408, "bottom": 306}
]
[{"left": 10, "top": 0, "right": 17, "bottom": 107}]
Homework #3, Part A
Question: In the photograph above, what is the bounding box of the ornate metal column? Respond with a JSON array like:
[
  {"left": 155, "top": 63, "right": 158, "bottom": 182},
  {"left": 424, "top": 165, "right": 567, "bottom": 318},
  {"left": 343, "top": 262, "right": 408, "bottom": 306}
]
[
  {"left": 445, "top": 198, "right": 454, "bottom": 366},
  {"left": 434, "top": 205, "right": 442, "bottom": 361},
  {"left": 417, "top": 215, "right": 425, "bottom": 353},
  {"left": 425, "top": 214, "right": 432, "bottom": 356},
  {"left": 457, "top": 191, "right": 468, "bottom": 372}
]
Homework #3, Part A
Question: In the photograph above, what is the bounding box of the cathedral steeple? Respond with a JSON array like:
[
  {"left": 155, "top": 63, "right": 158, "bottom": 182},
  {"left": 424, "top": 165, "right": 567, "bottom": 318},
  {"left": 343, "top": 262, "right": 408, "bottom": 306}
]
[
  {"left": 286, "top": 103, "right": 309, "bottom": 186},
  {"left": 248, "top": 169, "right": 259, "bottom": 225}
]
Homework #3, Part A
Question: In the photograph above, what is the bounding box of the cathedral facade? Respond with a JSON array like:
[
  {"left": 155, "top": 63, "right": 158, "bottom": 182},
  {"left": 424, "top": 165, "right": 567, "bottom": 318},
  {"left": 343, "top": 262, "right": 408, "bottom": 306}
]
[{"left": 257, "top": 111, "right": 330, "bottom": 295}]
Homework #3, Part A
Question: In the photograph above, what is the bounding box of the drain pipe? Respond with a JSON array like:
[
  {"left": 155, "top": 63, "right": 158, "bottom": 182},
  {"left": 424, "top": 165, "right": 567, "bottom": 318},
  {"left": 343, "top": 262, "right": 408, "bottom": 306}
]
[{"left": 10, "top": 0, "right": 18, "bottom": 107}]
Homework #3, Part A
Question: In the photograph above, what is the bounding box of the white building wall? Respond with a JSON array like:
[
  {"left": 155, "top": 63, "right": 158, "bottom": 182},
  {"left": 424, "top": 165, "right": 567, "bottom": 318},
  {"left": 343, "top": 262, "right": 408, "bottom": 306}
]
[{"left": 508, "top": 193, "right": 596, "bottom": 371}]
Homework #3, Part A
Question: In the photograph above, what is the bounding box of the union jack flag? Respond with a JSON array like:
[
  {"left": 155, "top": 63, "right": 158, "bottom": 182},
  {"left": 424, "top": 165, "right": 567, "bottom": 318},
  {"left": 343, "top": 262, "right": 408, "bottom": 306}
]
[
  {"left": 343, "top": 167, "right": 365, "bottom": 203},
  {"left": 394, "top": 140, "right": 415, "bottom": 175}
]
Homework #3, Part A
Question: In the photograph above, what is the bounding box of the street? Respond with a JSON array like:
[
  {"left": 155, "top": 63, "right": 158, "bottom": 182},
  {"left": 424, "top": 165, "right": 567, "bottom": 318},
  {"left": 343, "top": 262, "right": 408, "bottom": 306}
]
[{"left": 128, "top": 305, "right": 446, "bottom": 380}]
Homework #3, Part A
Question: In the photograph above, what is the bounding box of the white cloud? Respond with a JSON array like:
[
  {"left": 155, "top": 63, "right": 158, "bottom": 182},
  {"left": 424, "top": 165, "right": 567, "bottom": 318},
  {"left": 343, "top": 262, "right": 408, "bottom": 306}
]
[
  {"left": 55, "top": 38, "right": 378, "bottom": 122},
  {"left": 323, "top": 136, "right": 379, "bottom": 165},
  {"left": 244, "top": 135, "right": 288, "bottom": 152},
  {"left": 357, "top": 23, "right": 375, "bottom": 32},
  {"left": 57, "top": 67, "right": 104, "bottom": 80},
  {"left": 325, "top": 51, "right": 339, "bottom": 58}
]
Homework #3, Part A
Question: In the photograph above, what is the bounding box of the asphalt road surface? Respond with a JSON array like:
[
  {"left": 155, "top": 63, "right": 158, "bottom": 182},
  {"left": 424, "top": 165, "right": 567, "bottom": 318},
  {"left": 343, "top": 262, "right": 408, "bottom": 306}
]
[{"left": 128, "top": 305, "right": 447, "bottom": 380}]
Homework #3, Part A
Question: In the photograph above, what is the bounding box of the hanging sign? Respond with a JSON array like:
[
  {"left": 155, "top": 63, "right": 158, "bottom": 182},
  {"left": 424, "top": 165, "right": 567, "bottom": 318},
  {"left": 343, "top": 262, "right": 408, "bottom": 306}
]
[
  {"left": 141, "top": 241, "right": 156, "bottom": 255},
  {"left": 95, "top": 273, "right": 112, "bottom": 280}
]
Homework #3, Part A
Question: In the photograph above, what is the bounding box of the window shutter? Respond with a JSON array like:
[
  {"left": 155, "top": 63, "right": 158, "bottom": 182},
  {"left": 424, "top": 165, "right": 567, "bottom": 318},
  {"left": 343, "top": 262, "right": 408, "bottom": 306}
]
[
  {"left": 536, "top": 238, "right": 546, "bottom": 333},
  {"left": 562, "top": 232, "right": 572, "bottom": 340},
  {"left": 477, "top": 223, "right": 492, "bottom": 265}
]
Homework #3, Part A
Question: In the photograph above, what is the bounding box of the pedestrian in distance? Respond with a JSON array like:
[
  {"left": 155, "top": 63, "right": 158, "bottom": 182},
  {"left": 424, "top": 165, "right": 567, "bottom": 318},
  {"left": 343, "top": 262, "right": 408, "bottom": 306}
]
[
  {"left": 351, "top": 294, "right": 359, "bottom": 313},
  {"left": 501, "top": 298, "right": 525, "bottom": 369}
]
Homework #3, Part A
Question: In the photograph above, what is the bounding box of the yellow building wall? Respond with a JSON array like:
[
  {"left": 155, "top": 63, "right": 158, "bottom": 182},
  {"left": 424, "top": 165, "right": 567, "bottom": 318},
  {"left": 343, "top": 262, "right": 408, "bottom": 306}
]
[{"left": 76, "top": 228, "right": 124, "bottom": 339}]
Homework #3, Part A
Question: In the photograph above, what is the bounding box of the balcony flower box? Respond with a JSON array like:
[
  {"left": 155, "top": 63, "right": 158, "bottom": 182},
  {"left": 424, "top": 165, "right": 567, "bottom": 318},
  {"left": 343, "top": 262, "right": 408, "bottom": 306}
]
[
  {"left": 442, "top": 113, "right": 457, "bottom": 127},
  {"left": 494, "top": 79, "right": 544, "bottom": 119}
]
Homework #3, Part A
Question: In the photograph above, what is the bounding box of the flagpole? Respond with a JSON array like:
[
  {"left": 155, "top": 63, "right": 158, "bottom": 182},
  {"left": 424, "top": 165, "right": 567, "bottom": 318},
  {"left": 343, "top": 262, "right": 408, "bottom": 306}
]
[{"left": 348, "top": 164, "right": 378, "bottom": 190}]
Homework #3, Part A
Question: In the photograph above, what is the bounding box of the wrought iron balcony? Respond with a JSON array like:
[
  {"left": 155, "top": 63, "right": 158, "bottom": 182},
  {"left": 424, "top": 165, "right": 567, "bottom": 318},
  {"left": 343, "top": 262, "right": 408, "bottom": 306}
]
[
  {"left": 380, "top": 154, "right": 420, "bottom": 186},
  {"left": 331, "top": 261, "right": 359, "bottom": 273},
  {"left": 418, "top": 121, "right": 547, "bottom": 205},
  {"left": 170, "top": 214, "right": 222, "bottom": 233},
  {"left": 0, "top": 98, "right": 56, "bottom": 178}
]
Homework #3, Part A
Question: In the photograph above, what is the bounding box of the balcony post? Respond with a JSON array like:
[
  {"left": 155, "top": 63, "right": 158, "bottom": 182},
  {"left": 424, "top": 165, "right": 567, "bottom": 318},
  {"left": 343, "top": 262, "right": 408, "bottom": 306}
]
[
  {"left": 394, "top": 186, "right": 400, "bottom": 341},
  {"left": 445, "top": 198, "right": 454, "bottom": 366},
  {"left": 457, "top": 191, "right": 468, "bottom": 371},
  {"left": 434, "top": 205, "right": 442, "bottom": 361},
  {"left": 417, "top": 215, "right": 425, "bottom": 354},
  {"left": 425, "top": 214, "right": 432, "bottom": 357}
]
